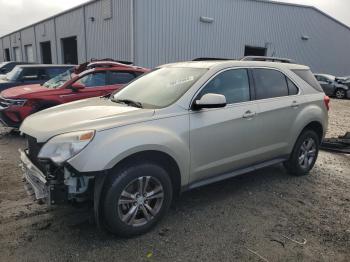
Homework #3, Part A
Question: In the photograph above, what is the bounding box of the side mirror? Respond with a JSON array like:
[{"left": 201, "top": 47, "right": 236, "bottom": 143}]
[
  {"left": 193, "top": 93, "right": 227, "bottom": 110},
  {"left": 71, "top": 82, "right": 85, "bottom": 91}
]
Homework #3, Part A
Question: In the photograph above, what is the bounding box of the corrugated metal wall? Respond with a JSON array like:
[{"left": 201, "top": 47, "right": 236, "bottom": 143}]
[
  {"left": 1, "top": 0, "right": 349, "bottom": 75},
  {"left": 20, "top": 27, "right": 37, "bottom": 62},
  {"left": 10, "top": 32, "right": 22, "bottom": 61},
  {"left": 0, "top": 40, "right": 3, "bottom": 62},
  {"left": 85, "top": 0, "right": 132, "bottom": 61},
  {"left": 55, "top": 8, "right": 86, "bottom": 64},
  {"left": 35, "top": 20, "right": 58, "bottom": 64},
  {"left": 134, "top": 0, "right": 350, "bottom": 75}
]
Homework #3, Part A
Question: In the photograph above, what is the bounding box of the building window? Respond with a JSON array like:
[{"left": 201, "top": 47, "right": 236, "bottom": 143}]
[{"left": 4, "top": 48, "right": 10, "bottom": 61}]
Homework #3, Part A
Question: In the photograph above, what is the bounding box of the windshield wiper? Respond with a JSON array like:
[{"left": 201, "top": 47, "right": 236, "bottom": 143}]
[{"left": 112, "top": 98, "right": 143, "bottom": 108}]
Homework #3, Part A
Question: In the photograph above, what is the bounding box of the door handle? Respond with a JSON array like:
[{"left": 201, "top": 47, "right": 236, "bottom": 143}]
[
  {"left": 242, "top": 110, "right": 256, "bottom": 119},
  {"left": 291, "top": 101, "right": 299, "bottom": 108}
]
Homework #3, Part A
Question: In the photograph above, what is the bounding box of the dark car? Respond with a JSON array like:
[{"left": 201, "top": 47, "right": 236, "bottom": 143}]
[
  {"left": 0, "top": 64, "right": 74, "bottom": 92},
  {"left": 314, "top": 73, "right": 349, "bottom": 99},
  {"left": 0, "top": 61, "right": 35, "bottom": 75}
]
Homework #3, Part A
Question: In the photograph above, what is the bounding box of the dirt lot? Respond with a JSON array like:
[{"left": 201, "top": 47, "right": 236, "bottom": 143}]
[{"left": 0, "top": 99, "right": 349, "bottom": 262}]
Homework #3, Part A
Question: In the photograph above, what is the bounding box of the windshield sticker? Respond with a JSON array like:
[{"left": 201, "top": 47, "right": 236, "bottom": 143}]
[{"left": 168, "top": 76, "right": 195, "bottom": 87}]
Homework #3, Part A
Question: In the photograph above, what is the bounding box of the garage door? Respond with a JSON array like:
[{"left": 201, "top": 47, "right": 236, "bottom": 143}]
[
  {"left": 25, "top": 45, "right": 34, "bottom": 62},
  {"left": 13, "top": 47, "right": 21, "bottom": 62}
]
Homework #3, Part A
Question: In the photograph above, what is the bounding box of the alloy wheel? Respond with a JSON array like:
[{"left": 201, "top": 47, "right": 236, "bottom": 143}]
[
  {"left": 117, "top": 176, "right": 164, "bottom": 227},
  {"left": 298, "top": 137, "right": 316, "bottom": 169},
  {"left": 335, "top": 89, "right": 345, "bottom": 99}
]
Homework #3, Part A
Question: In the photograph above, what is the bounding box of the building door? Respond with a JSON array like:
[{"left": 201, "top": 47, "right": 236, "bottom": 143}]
[
  {"left": 13, "top": 47, "right": 21, "bottom": 61},
  {"left": 244, "top": 45, "right": 267, "bottom": 56},
  {"left": 24, "top": 45, "right": 34, "bottom": 62},
  {"left": 4, "top": 48, "right": 10, "bottom": 61},
  {"left": 61, "top": 36, "right": 78, "bottom": 64},
  {"left": 40, "top": 41, "right": 52, "bottom": 64}
]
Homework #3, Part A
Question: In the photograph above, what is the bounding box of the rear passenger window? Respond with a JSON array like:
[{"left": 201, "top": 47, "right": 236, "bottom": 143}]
[
  {"left": 287, "top": 78, "right": 299, "bottom": 95},
  {"left": 253, "top": 69, "right": 288, "bottom": 99},
  {"left": 199, "top": 69, "right": 250, "bottom": 104},
  {"left": 109, "top": 71, "right": 136, "bottom": 85},
  {"left": 292, "top": 69, "right": 323, "bottom": 92}
]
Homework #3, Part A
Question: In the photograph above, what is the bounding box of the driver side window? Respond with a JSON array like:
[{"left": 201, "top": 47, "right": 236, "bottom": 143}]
[
  {"left": 77, "top": 72, "right": 107, "bottom": 88},
  {"left": 198, "top": 69, "right": 250, "bottom": 104}
]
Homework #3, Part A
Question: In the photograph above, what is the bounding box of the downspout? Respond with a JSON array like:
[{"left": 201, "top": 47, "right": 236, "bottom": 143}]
[
  {"left": 53, "top": 18, "right": 59, "bottom": 63},
  {"left": 130, "top": 0, "right": 135, "bottom": 64},
  {"left": 83, "top": 5, "right": 88, "bottom": 63}
]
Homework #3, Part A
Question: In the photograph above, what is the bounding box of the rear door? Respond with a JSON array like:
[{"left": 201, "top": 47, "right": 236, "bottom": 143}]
[
  {"left": 189, "top": 68, "right": 260, "bottom": 183},
  {"left": 251, "top": 68, "right": 303, "bottom": 162}
]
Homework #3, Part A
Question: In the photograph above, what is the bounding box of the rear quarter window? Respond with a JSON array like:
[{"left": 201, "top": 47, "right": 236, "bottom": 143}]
[{"left": 292, "top": 69, "right": 323, "bottom": 92}]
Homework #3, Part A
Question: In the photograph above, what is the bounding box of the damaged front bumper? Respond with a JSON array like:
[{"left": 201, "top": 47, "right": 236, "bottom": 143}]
[
  {"left": 19, "top": 149, "right": 94, "bottom": 205},
  {"left": 19, "top": 149, "right": 48, "bottom": 201}
]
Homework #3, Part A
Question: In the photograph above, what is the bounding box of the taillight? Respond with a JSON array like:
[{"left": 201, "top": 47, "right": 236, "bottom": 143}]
[{"left": 324, "top": 96, "right": 330, "bottom": 111}]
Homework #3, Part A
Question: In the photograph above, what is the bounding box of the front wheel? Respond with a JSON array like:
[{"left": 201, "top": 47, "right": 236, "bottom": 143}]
[
  {"left": 102, "top": 162, "right": 173, "bottom": 237},
  {"left": 335, "top": 89, "right": 346, "bottom": 99},
  {"left": 284, "top": 130, "right": 320, "bottom": 176}
]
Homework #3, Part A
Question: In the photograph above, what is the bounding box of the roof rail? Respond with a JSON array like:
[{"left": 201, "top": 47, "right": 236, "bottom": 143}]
[
  {"left": 192, "top": 57, "right": 233, "bottom": 61},
  {"left": 90, "top": 58, "right": 133, "bottom": 65},
  {"left": 240, "top": 56, "right": 294, "bottom": 63}
]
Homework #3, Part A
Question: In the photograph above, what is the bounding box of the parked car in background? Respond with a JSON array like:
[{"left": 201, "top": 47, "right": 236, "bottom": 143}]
[
  {"left": 314, "top": 73, "right": 349, "bottom": 99},
  {"left": 0, "top": 61, "right": 35, "bottom": 76},
  {"left": 0, "top": 64, "right": 74, "bottom": 92},
  {"left": 19, "top": 58, "right": 329, "bottom": 237},
  {"left": 0, "top": 62, "right": 149, "bottom": 128}
]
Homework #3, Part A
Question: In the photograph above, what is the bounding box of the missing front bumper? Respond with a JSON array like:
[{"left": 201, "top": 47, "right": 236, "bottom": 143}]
[{"left": 19, "top": 149, "right": 48, "bottom": 200}]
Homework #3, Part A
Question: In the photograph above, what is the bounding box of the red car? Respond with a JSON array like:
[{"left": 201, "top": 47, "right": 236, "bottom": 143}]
[{"left": 0, "top": 61, "right": 149, "bottom": 128}]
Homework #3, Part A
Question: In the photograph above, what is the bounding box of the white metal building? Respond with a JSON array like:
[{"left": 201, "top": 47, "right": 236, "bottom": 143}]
[{"left": 1, "top": 0, "right": 350, "bottom": 75}]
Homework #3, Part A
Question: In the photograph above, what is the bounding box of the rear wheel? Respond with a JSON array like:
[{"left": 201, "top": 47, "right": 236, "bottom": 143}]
[
  {"left": 284, "top": 130, "right": 320, "bottom": 176},
  {"left": 335, "top": 89, "right": 346, "bottom": 99},
  {"left": 102, "top": 162, "right": 172, "bottom": 237}
]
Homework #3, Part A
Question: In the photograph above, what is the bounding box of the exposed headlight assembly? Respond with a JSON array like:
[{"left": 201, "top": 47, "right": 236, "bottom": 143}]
[{"left": 38, "top": 130, "right": 95, "bottom": 164}]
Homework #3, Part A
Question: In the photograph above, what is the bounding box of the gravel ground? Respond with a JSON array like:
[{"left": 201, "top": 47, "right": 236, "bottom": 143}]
[{"left": 0, "top": 99, "right": 349, "bottom": 262}]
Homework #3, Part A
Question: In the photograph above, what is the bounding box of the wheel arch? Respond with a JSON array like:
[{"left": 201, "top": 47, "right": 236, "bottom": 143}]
[
  {"left": 299, "top": 121, "right": 324, "bottom": 144},
  {"left": 109, "top": 150, "right": 182, "bottom": 197}
]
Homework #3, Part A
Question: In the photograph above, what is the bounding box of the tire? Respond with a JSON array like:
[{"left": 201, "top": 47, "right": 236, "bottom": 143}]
[
  {"left": 335, "top": 89, "right": 346, "bottom": 99},
  {"left": 102, "top": 162, "right": 173, "bottom": 237},
  {"left": 284, "top": 129, "right": 320, "bottom": 176}
]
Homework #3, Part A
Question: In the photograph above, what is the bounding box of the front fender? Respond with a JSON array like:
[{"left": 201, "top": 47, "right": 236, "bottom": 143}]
[{"left": 68, "top": 115, "right": 190, "bottom": 186}]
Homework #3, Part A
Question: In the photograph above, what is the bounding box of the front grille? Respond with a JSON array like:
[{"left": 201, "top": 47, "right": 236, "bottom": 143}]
[{"left": 27, "top": 136, "right": 45, "bottom": 172}]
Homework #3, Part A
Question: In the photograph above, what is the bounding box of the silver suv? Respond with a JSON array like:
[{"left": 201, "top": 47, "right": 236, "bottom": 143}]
[{"left": 19, "top": 59, "right": 329, "bottom": 237}]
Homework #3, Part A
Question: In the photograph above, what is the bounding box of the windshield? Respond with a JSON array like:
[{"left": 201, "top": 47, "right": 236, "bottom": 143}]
[
  {"left": 6, "top": 67, "right": 23, "bottom": 81},
  {"left": 43, "top": 69, "right": 73, "bottom": 88},
  {"left": 112, "top": 67, "right": 207, "bottom": 109}
]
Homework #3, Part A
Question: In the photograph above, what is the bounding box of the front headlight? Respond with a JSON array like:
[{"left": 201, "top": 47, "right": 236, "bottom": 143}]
[
  {"left": 38, "top": 130, "right": 95, "bottom": 164},
  {"left": 3, "top": 98, "right": 27, "bottom": 107}
]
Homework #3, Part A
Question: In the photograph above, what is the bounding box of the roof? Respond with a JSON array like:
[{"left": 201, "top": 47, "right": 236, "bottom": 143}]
[
  {"left": 18, "top": 64, "right": 75, "bottom": 68},
  {"left": 161, "top": 60, "right": 309, "bottom": 70},
  {"left": 0, "top": 0, "right": 349, "bottom": 39}
]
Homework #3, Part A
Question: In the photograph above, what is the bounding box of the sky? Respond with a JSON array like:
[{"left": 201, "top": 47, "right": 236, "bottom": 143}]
[{"left": 0, "top": 0, "right": 349, "bottom": 36}]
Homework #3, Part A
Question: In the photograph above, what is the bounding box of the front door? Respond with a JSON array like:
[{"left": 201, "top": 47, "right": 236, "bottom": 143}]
[{"left": 189, "top": 68, "right": 259, "bottom": 183}]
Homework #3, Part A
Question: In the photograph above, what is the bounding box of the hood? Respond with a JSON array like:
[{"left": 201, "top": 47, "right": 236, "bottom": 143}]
[
  {"left": 1, "top": 84, "right": 46, "bottom": 98},
  {"left": 0, "top": 74, "right": 7, "bottom": 80},
  {"left": 20, "top": 97, "right": 155, "bottom": 142}
]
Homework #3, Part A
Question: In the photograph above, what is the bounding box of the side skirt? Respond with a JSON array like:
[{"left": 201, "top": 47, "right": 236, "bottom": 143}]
[{"left": 184, "top": 157, "right": 288, "bottom": 191}]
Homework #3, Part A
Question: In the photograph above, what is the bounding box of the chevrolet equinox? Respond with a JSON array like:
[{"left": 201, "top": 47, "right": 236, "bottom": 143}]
[{"left": 19, "top": 59, "right": 329, "bottom": 237}]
